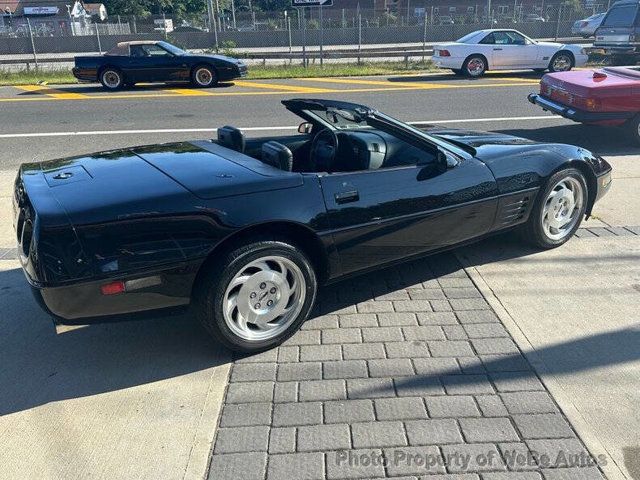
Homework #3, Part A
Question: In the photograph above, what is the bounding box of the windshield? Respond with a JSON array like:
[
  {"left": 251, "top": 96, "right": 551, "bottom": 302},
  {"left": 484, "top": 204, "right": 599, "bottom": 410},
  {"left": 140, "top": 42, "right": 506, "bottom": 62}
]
[
  {"left": 602, "top": 5, "right": 638, "bottom": 27},
  {"left": 158, "top": 41, "right": 186, "bottom": 55}
]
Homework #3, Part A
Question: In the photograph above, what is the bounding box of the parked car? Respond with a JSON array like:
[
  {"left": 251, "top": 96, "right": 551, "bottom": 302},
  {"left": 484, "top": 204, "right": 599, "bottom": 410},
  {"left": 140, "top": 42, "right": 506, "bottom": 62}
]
[
  {"left": 524, "top": 14, "right": 546, "bottom": 22},
  {"left": 571, "top": 12, "right": 606, "bottom": 38},
  {"left": 72, "top": 40, "right": 247, "bottom": 90},
  {"left": 14, "top": 99, "right": 612, "bottom": 352},
  {"left": 594, "top": 0, "right": 640, "bottom": 60},
  {"left": 528, "top": 67, "right": 640, "bottom": 143},
  {"left": 433, "top": 29, "right": 589, "bottom": 77}
]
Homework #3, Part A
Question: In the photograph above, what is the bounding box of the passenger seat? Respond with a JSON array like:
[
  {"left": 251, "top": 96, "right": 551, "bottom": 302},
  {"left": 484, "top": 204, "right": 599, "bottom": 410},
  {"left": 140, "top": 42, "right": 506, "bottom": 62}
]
[
  {"left": 217, "top": 126, "right": 245, "bottom": 153},
  {"left": 261, "top": 141, "right": 293, "bottom": 172}
]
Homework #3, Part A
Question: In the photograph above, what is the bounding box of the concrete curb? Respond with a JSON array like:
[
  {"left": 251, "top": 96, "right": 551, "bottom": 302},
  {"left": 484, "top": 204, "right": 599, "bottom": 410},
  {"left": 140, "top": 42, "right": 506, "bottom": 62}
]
[{"left": 456, "top": 249, "right": 628, "bottom": 480}]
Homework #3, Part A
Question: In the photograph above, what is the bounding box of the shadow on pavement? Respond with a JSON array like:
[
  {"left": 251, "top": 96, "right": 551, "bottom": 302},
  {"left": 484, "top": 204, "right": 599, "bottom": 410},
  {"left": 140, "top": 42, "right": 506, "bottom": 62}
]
[
  {"left": 387, "top": 71, "right": 544, "bottom": 83},
  {"left": 15, "top": 82, "right": 235, "bottom": 95}
]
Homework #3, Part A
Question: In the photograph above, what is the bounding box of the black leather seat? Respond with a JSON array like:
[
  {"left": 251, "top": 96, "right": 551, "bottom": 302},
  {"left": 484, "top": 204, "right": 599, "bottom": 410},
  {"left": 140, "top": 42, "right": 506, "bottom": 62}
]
[
  {"left": 217, "top": 126, "right": 245, "bottom": 153},
  {"left": 261, "top": 141, "right": 293, "bottom": 172}
]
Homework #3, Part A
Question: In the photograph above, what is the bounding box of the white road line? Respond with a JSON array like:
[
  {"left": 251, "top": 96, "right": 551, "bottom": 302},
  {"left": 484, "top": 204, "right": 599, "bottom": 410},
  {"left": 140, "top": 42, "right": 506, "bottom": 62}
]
[{"left": 0, "top": 115, "right": 562, "bottom": 139}]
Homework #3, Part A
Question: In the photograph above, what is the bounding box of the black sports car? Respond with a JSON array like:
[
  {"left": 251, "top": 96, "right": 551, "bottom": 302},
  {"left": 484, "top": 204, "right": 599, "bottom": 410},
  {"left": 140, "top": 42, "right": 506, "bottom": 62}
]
[
  {"left": 14, "top": 99, "right": 612, "bottom": 352},
  {"left": 72, "top": 40, "right": 247, "bottom": 90}
]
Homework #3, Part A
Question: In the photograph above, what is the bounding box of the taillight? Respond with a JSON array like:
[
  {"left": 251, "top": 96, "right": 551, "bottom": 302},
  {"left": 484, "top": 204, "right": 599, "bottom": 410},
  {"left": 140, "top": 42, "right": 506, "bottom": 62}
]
[
  {"left": 438, "top": 49, "right": 451, "bottom": 57},
  {"left": 101, "top": 281, "right": 125, "bottom": 295},
  {"left": 573, "top": 96, "right": 601, "bottom": 111},
  {"left": 541, "top": 83, "right": 552, "bottom": 96}
]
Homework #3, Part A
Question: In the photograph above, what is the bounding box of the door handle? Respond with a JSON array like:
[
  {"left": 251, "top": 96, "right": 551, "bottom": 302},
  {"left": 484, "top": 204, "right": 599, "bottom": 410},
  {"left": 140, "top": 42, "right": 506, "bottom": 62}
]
[
  {"left": 493, "top": 48, "right": 503, "bottom": 50},
  {"left": 335, "top": 190, "right": 359, "bottom": 204}
]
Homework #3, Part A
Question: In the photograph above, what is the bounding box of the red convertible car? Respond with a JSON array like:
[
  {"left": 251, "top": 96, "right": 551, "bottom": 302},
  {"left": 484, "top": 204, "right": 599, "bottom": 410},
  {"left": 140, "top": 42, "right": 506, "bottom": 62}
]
[{"left": 528, "top": 66, "right": 640, "bottom": 143}]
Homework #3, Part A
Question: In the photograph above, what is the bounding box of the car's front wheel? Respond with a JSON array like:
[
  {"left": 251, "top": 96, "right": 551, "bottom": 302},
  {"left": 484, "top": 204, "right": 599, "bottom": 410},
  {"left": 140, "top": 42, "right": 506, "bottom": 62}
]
[
  {"left": 195, "top": 238, "right": 317, "bottom": 352},
  {"left": 463, "top": 55, "right": 487, "bottom": 77},
  {"left": 625, "top": 115, "right": 640, "bottom": 146},
  {"left": 191, "top": 65, "right": 218, "bottom": 88},
  {"left": 523, "top": 168, "right": 587, "bottom": 248},
  {"left": 99, "top": 68, "right": 124, "bottom": 90},
  {"left": 549, "top": 52, "right": 574, "bottom": 72}
]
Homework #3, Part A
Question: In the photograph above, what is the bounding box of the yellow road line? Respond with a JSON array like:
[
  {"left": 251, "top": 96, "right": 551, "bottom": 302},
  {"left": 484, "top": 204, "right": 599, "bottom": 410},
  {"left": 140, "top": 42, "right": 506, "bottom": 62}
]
[
  {"left": 164, "top": 88, "right": 214, "bottom": 96},
  {"left": 233, "top": 80, "right": 328, "bottom": 93},
  {"left": 14, "top": 84, "right": 88, "bottom": 99},
  {"left": 298, "top": 77, "right": 450, "bottom": 89}
]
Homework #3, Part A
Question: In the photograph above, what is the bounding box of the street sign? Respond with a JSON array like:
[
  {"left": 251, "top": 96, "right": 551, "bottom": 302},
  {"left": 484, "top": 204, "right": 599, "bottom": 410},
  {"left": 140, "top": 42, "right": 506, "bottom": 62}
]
[{"left": 292, "top": 0, "right": 333, "bottom": 7}]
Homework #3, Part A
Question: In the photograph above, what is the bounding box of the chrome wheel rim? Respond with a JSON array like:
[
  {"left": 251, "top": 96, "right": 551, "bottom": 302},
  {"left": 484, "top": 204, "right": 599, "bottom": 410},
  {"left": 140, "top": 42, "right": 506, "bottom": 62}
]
[
  {"left": 552, "top": 54, "right": 571, "bottom": 71},
  {"left": 223, "top": 255, "right": 305, "bottom": 341},
  {"left": 467, "top": 58, "right": 485, "bottom": 76},
  {"left": 195, "top": 68, "right": 213, "bottom": 86},
  {"left": 103, "top": 70, "right": 121, "bottom": 88},
  {"left": 541, "top": 176, "right": 584, "bottom": 241}
]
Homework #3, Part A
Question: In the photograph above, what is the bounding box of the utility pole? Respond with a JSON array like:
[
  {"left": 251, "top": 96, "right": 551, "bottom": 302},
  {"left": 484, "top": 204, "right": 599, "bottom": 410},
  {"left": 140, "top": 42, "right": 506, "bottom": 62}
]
[{"left": 231, "top": 0, "right": 237, "bottom": 29}]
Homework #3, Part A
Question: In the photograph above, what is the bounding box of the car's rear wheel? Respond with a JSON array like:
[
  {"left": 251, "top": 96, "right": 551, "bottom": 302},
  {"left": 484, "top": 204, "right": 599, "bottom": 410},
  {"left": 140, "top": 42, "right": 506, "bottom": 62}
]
[
  {"left": 522, "top": 168, "right": 587, "bottom": 248},
  {"left": 99, "top": 68, "right": 123, "bottom": 90},
  {"left": 191, "top": 64, "right": 218, "bottom": 88},
  {"left": 548, "top": 52, "right": 574, "bottom": 72},
  {"left": 195, "top": 238, "right": 317, "bottom": 352},
  {"left": 463, "top": 55, "right": 487, "bottom": 77},
  {"left": 625, "top": 115, "right": 640, "bottom": 146}
]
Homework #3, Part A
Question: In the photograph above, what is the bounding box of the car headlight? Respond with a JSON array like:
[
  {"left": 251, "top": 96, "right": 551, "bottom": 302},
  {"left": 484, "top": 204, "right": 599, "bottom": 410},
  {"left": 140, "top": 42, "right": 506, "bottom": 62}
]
[{"left": 580, "top": 48, "right": 588, "bottom": 55}]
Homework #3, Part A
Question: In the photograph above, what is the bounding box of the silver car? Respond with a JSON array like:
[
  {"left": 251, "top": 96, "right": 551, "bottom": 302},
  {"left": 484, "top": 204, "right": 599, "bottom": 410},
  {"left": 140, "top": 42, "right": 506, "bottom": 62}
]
[{"left": 572, "top": 12, "right": 606, "bottom": 38}]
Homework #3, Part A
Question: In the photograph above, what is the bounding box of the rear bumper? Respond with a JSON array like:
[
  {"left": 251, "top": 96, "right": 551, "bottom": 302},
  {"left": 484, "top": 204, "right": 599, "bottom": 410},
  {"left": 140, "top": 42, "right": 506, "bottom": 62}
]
[
  {"left": 527, "top": 93, "right": 635, "bottom": 124},
  {"left": 72, "top": 67, "right": 98, "bottom": 82},
  {"left": 591, "top": 45, "right": 639, "bottom": 55}
]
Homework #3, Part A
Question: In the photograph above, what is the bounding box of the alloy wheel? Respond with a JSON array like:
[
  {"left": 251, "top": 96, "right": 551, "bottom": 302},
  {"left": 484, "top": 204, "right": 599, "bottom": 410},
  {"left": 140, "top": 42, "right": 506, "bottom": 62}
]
[
  {"left": 102, "top": 70, "right": 121, "bottom": 89},
  {"left": 195, "top": 67, "right": 213, "bottom": 86},
  {"left": 541, "top": 176, "right": 584, "bottom": 241},
  {"left": 552, "top": 54, "right": 572, "bottom": 72}
]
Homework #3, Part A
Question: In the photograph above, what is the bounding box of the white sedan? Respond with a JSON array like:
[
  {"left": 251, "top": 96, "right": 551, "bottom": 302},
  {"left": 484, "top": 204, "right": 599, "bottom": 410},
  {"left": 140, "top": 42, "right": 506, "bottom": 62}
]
[{"left": 433, "top": 29, "right": 588, "bottom": 77}]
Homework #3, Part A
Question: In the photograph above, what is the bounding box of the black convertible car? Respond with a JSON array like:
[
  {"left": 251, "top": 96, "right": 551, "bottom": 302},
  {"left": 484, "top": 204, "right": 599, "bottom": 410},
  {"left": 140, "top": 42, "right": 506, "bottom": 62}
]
[
  {"left": 72, "top": 40, "right": 247, "bottom": 90},
  {"left": 14, "top": 99, "right": 612, "bottom": 352}
]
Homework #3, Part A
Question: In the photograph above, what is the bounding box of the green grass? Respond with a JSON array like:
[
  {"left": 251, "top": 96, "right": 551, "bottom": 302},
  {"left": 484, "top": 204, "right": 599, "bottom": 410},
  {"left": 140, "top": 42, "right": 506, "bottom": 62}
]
[{"left": 0, "top": 60, "right": 437, "bottom": 86}]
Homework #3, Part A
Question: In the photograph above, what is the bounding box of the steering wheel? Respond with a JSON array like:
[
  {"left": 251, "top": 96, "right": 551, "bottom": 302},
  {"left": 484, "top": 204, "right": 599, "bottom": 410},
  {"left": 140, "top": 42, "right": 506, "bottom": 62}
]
[{"left": 310, "top": 128, "right": 339, "bottom": 172}]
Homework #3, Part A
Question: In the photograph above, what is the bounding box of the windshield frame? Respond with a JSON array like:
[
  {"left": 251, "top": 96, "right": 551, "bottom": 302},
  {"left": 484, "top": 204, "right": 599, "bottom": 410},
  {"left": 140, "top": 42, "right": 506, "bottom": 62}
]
[{"left": 158, "top": 41, "right": 187, "bottom": 56}]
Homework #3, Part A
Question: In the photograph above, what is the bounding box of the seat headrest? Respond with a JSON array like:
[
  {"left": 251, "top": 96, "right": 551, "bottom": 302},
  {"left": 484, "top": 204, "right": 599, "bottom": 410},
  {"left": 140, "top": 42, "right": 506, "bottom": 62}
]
[
  {"left": 261, "top": 141, "right": 293, "bottom": 172},
  {"left": 217, "top": 126, "right": 245, "bottom": 153}
]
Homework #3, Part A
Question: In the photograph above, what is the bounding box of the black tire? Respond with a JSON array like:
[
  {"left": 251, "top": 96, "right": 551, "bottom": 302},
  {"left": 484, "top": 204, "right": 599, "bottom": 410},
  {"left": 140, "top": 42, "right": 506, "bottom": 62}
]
[
  {"left": 463, "top": 55, "right": 487, "bottom": 77},
  {"left": 548, "top": 51, "right": 574, "bottom": 73},
  {"left": 99, "top": 67, "right": 124, "bottom": 90},
  {"left": 451, "top": 68, "right": 464, "bottom": 76},
  {"left": 194, "top": 238, "right": 317, "bottom": 352},
  {"left": 625, "top": 115, "right": 640, "bottom": 146},
  {"left": 522, "top": 168, "right": 588, "bottom": 249},
  {"left": 191, "top": 64, "right": 218, "bottom": 88}
]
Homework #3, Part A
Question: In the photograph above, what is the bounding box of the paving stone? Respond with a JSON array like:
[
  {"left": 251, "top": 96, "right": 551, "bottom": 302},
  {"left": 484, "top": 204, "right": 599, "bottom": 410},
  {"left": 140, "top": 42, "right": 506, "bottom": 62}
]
[
  {"left": 394, "top": 300, "right": 434, "bottom": 312},
  {"left": 501, "top": 392, "right": 558, "bottom": 414},
  {"left": 278, "top": 362, "right": 323, "bottom": 381},
  {"left": 443, "top": 325, "right": 468, "bottom": 340},
  {"left": 482, "top": 473, "right": 542, "bottom": 480},
  {"left": 208, "top": 452, "right": 267, "bottom": 480},
  {"left": 219, "top": 402, "right": 272, "bottom": 427},
  {"left": 339, "top": 313, "right": 378, "bottom": 328},
  {"left": 302, "top": 315, "right": 339, "bottom": 330},
  {"left": 624, "top": 225, "right": 640, "bottom": 235},
  {"left": 443, "top": 287, "right": 483, "bottom": 299},
  {"left": 297, "top": 424, "right": 351, "bottom": 451},
  {"left": 300, "top": 344, "right": 342, "bottom": 362},
  {"left": 267, "top": 452, "right": 324, "bottom": 480},
  {"left": 416, "top": 312, "right": 458, "bottom": 325},
  {"left": 320, "top": 304, "right": 358, "bottom": 315},
  {"left": 362, "top": 326, "right": 404, "bottom": 342},
  {"left": 322, "top": 328, "right": 362, "bottom": 344},
  {"left": 430, "top": 300, "right": 453, "bottom": 312},
  {"left": 540, "top": 468, "right": 604, "bottom": 480},
  {"left": 274, "top": 381, "right": 297, "bottom": 403},
  {"left": 385, "top": 341, "right": 431, "bottom": 358},
  {"left": 464, "top": 323, "right": 509, "bottom": 338},
  {"left": 375, "top": 290, "right": 410, "bottom": 301},
  {"left": 358, "top": 301, "right": 394, "bottom": 313},
  {"left": 395, "top": 376, "right": 445, "bottom": 397},
  {"left": 299, "top": 379, "right": 347, "bottom": 401},
  {"left": 525, "top": 438, "right": 591, "bottom": 465},
  {"left": 324, "top": 360, "right": 368, "bottom": 379},
  {"left": 457, "top": 357, "right": 485, "bottom": 374},
  {"left": 459, "top": 417, "right": 520, "bottom": 442},
  {"left": 368, "top": 358, "right": 415, "bottom": 377},
  {"left": 378, "top": 312, "right": 419, "bottom": 326},
  {"left": 403, "top": 326, "right": 446, "bottom": 341},
  {"left": 269, "top": 427, "right": 296, "bottom": 454},
  {"left": 450, "top": 298, "right": 490, "bottom": 310},
  {"left": 472, "top": 338, "right": 520, "bottom": 355},
  {"left": 326, "top": 449, "right": 386, "bottom": 479},
  {"left": 352, "top": 420, "right": 407, "bottom": 448},
  {"left": 343, "top": 343, "right": 386, "bottom": 360},
  {"left": 425, "top": 395, "right": 480, "bottom": 418},
  {"left": 277, "top": 346, "right": 299, "bottom": 363},
  {"left": 587, "top": 226, "right": 616, "bottom": 237},
  {"left": 348, "top": 378, "right": 396, "bottom": 398},
  {"left": 374, "top": 397, "right": 428, "bottom": 420},
  {"left": 481, "top": 355, "right": 532, "bottom": 372},
  {"left": 416, "top": 475, "right": 480, "bottom": 480},
  {"left": 408, "top": 289, "right": 446, "bottom": 300},
  {"left": 513, "top": 414, "right": 575, "bottom": 439},
  {"left": 573, "top": 228, "right": 597, "bottom": 238},
  {"left": 235, "top": 349, "right": 278, "bottom": 364},
  {"left": 441, "top": 443, "right": 506, "bottom": 473},
  {"left": 441, "top": 374, "right": 495, "bottom": 395},
  {"left": 606, "top": 226, "right": 635, "bottom": 236},
  {"left": 383, "top": 445, "right": 446, "bottom": 475},
  {"left": 283, "top": 330, "right": 321, "bottom": 346},
  {"left": 413, "top": 358, "right": 460, "bottom": 375},
  {"left": 225, "top": 381, "right": 274, "bottom": 404},
  {"left": 438, "top": 278, "right": 475, "bottom": 288},
  {"left": 475, "top": 395, "right": 509, "bottom": 417},
  {"left": 498, "top": 442, "right": 539, "bottom": 471},
  {"left": 324, "top": 399, "right": 375, "bottom": 423},
  {"left": 491, "top": 372, "right": 545, "bottom": 392},
  {"left": 456, "top": 310, "right": 500, "bottom": 324},
  {"left": 214, "top": 426, "right": 270, "bottom": 454},
  {"left": 272, "top": 402, "right": 323, "bottom": 427},
  {"left": 405, "top": 418, "right": 463, "bottom": 445},
  {"left": 231, "top": 363, "right": 277, "bottom": 382},
  {"left": 429, "top": 340, "right": 475, "bottom": 357}
]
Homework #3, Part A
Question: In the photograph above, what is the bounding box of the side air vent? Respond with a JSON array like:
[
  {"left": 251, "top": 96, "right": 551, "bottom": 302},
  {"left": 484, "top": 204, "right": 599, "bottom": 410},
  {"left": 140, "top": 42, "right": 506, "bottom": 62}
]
[{"left": 498, "top": 195, "right": 530, "bottom": 227}]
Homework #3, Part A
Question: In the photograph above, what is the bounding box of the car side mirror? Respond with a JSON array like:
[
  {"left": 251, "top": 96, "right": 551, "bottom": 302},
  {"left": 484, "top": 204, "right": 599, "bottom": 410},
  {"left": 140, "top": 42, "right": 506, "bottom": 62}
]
[
  {"left": 298, "top": 122, "right": 313, "bottom": 134},
  {"left": 436, "top": 150, "right": 458, "bottom": 173}
]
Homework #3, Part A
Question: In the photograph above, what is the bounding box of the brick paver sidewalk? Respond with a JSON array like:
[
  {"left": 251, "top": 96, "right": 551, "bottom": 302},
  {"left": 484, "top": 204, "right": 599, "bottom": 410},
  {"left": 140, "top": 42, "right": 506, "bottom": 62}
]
[{"left": 208, "top": 252, "right": 606, "bottom": 480}]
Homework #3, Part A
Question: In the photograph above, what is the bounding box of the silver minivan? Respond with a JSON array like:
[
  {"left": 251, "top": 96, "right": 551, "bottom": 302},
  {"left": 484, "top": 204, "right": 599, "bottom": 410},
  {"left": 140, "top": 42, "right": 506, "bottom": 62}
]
[{"left": 594, "top": 0, "right": 640, "bottom": 57}]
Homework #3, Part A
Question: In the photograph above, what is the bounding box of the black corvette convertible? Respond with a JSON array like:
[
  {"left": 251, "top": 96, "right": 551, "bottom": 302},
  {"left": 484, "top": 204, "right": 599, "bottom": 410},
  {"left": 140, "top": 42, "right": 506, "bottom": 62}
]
[
  {"left": 72, "top": 40, "right": 247, "bottom": 90},
  {"left": 14, "top": 99, "right": 612, "bottom": 352}
]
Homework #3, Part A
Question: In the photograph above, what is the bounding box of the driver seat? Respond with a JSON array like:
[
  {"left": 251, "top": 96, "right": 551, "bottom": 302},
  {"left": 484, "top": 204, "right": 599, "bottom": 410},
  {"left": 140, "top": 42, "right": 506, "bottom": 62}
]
[
  {"left": 261, "top": 141, "right": 293, "bottom": 172},
  {"left": 217, "top": 126, "right": 245, "bottom": 153}
]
